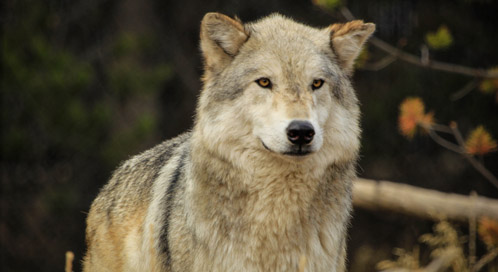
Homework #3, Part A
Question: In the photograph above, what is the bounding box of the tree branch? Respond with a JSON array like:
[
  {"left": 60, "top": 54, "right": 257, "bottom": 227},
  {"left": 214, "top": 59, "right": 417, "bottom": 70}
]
[
  {"left": 472, "top": 247, "right": 498, "bottom": 272},
  {"left": 418, "top": 122, "right": 498, "bottom": 191},
  {"left": 449, "top": 122, "right": 498, "bottom": 190},
  {"left": 353, "top": 178, "right": 498, "bottom": 222},
  {"left": 361, "top": 54, "right": 397, "bottom": 71},
  {"left": 423, "top": 125, "right": 464, "bottom": 154},
  {"left": 469, "top": 192, "right": 478, "bottom": 269},
  {"left": 65, "top": 251, "right": 74, "bottom": 272},
  {"left": 338, "top": 7, "right": 498, "bottom": 79},
  {"left": 450, "top": 80, "right": 478, "bottom": 101}
]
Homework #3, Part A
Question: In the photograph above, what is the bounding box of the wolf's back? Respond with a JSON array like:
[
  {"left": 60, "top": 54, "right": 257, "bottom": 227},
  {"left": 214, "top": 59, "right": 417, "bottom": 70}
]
[{"left": 83, "top": 132, "right": 191, "bottom": 271}]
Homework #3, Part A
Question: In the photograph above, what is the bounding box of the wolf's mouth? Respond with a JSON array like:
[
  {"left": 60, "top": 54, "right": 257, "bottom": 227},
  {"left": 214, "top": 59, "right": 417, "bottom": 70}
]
[
  {"left": 283, "top": 145, "right": 312, "bottom": 156},
  {"left": 261, "top": 140, "right": 273, "bottom": 152},
  {"left": 260, "top": 139, "right": 312, "bottom": 157},
  {"left": 283, "top": 150, "right": 311, "bottom": 156}
]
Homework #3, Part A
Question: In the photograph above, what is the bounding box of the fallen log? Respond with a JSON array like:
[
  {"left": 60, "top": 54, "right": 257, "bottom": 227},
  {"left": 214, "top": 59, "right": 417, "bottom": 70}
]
[{"left": 353, "top": 178, "right": 498, "bottom": 221}]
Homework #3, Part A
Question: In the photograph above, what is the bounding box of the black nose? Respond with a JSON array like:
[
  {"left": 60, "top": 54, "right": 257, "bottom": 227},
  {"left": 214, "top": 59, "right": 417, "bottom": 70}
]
[{"left": 286, "top": 120, "right": 315, "bottom": 145}]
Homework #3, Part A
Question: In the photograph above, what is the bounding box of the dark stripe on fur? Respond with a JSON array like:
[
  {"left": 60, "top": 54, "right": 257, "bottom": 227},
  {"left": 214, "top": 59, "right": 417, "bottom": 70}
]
[
  {"left": 103, "top": 139, "right": 183, "bottom": 222},
  {"left": 214, "top": 39, "right": 235, "bottom": 58},
  {"left": 329, "top": 30, "right": 337, "bottom": 56},
  {"left": 161, "top": 147, "right": 188, "bottom": 269}
]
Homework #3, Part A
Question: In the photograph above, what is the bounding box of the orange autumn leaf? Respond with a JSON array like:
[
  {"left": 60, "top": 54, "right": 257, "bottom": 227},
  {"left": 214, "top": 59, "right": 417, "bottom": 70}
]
[
  {"left": 478, "top": 217, "right": 498, "bottom": 248},
  {"left": 399, "top": 97, "right": 433, "bottom": 138},
  {"left": 464, "top": 126, "right": 497, "bottom": 155}
]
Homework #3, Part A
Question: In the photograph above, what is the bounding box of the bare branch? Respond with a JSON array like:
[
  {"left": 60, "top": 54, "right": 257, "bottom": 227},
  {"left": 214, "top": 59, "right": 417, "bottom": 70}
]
[
  {"left": 469, "top": 192, "right": 478, "bottom": 269},
  {"left": 426, "top": 127, "right": 464, "bottom": 154},
  {"left": 65, "top": 251, "right": 74, "bottom": 272},
  {"left": 361, "top": 54, "right": 397, "bottom": 71},
  {"left": 450, "top": 80, "right": 478, "bottom": 101},
  {"left": 418, "top": 122, "right": 498, "bottom": 190},
  {"left": 419, "top": 123, "right": 463, "bottom": 154},
  {"left": 339, "top": 7, "right": 498, "bottom": 79},
  {"left": 353, "top": 178, "right": 498, "bottom": 222},
  {"left": 420, "top": 45, "right": 430, "bottom": 66},
  {"left": 427, "top": 123, "right": 454, "bottom": 134},
  {"left": 472, "top": 247, "right": 498, "bottom": 272}
]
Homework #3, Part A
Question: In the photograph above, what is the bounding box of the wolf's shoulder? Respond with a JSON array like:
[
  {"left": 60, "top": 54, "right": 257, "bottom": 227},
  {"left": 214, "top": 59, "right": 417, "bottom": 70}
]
[
  {"left": 92, "top": 132, "right": 191, "bottom": 213},
  {"left": 129, "top": 132, "right": 191, "bottom": 166},
  {"left": 112, "top": 131, "right": 191, "bottom": 181}
]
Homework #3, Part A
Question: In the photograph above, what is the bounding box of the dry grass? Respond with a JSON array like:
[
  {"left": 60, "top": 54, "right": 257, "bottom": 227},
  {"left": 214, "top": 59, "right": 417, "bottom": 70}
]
[{"left": 377, "top": 219, "right": 498, "bottom": 272}]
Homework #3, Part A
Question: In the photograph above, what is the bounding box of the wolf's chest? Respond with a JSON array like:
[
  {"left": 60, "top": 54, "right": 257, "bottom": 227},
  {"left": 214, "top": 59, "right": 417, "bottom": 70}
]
[
  {"left": 193, "top": 218, "right": 341, "bottom": 272},
  {"left": 192, "top": 190, "right": 344, "bottom": 271}
]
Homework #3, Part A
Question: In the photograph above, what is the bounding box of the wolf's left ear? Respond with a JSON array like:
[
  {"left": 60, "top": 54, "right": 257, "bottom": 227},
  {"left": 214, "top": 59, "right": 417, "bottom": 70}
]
[
  {"left": 200, "top": 13, "right": 249, "bottom": 75},
  {"left": 328, "top": 20, "right": 375, "bottom": 75}
]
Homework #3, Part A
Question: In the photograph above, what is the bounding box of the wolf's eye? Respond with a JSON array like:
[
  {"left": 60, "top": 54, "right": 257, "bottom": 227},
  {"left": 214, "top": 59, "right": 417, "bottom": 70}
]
[
  {"left": 256, "top": 78, "right": 272, "bottom": 89},
  {"left": 311, "top": 79, "right": 324, "bottom": 90}
]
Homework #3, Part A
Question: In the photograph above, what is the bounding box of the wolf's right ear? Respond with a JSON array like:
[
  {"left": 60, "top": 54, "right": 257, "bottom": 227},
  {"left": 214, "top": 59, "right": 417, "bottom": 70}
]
[{"left": 200, "top": 13, "right": 249, "bottom": 75}]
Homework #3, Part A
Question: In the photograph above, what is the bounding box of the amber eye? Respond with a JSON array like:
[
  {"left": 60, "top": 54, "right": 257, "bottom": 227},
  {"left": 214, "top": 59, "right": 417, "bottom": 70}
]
[
  {"left": 311, "top": 79, "right": 324, "bottom": 90},
  {"left": 256, "top": 78, "right": 272, "bottom": 89}
]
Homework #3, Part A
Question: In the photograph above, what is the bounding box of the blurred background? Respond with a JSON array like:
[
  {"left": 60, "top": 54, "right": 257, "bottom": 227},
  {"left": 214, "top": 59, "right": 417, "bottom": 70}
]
[{"left": 2, "top": 0, "right": 498, "bottom": 271}]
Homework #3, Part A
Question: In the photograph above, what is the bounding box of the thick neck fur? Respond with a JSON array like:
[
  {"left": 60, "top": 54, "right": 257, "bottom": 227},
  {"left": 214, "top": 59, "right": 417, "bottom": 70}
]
[
  {"left": 190, "top": 129, "right": 326, "bottom": 198},
  {"left": 186, "top": 132, "right": 355, "bottom": 271},
  {"left": 187, "top": 129, "right": 349, "bottom": 236}
]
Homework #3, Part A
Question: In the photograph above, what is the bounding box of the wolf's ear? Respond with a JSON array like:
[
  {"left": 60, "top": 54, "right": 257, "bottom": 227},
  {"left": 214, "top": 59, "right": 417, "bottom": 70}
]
[
  {"left": 200, "top": 13, "right": 248, "bottom": 74},
  {"left": 328, "top": 20, "right": 375, "bottom": 75}
]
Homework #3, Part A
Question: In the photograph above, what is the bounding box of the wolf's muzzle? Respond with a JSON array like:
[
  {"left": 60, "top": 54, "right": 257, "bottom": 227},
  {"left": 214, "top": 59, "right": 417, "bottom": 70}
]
[{"left": 286, "top": 120, "right": 315, "bottom": 146}]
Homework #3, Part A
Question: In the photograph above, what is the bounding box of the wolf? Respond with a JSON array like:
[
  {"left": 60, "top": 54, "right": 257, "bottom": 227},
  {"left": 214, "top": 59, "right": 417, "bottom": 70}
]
[{"left": 83, "top": 12, "right": 374, "bottom": 272}]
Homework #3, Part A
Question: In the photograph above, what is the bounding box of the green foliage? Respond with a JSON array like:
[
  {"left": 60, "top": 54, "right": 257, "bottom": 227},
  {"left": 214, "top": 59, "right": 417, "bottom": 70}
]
[
  {"left": 108, "top": 33, "right": 172, "bottom": 100},
  {"left": 425, "top": 25, "right": 454, "bottom": 50},
  {"left": 2, "top": 28, "right": 97, "bottom": 160},
  {"left": 479, "top": 79, "right": 496, "bottom": 94},
  {"left": 479, "top": 68, "right": 498, "bottom": 95},
  {"left": 312, "top": 0, "right": 343, "bottom": 10},
  {"left": 2, "top": 8, "right": 172, "bottom": 163}
]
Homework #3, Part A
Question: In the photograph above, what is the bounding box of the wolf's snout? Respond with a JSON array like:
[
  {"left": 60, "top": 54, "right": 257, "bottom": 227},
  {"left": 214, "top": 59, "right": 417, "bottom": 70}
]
[{"left": 286, "top": 121, "right": 315, "bottom": 145}]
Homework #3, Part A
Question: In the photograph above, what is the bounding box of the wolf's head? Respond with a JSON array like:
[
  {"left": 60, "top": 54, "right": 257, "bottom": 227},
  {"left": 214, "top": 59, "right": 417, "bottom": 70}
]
[{"left": 194, "top": 13, "right": 374, "bottom": 167}]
